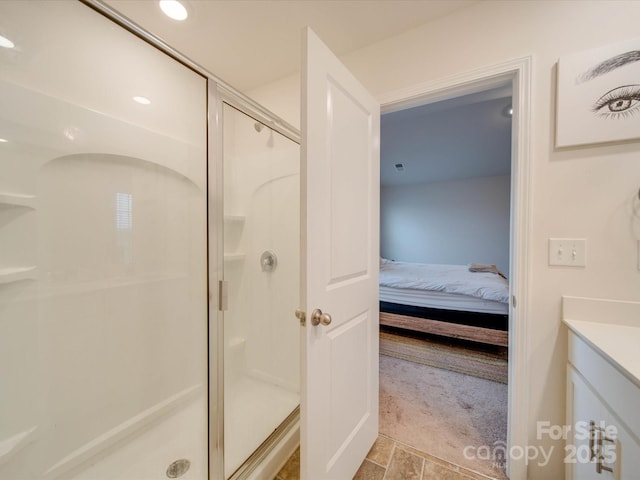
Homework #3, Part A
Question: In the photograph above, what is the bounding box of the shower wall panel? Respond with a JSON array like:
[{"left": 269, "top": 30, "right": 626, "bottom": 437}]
[
  {"left": 223, "top": 107, "right": 300, "bottom": 389},
  {"left": 0, "top": 2, "right": 208, "bottom": 479}
]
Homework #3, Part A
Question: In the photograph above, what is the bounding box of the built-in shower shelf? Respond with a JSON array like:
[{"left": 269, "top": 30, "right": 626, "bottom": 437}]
[
  {"left": 0, "top": 425, "right": 38, "bottom": 466},
  {"left": 224, "top": 215, "right": 245, "bottom": 225},
  {"left": 224, "top": 253, "right": 246, "bottom": 262},
  {"left": 0, "top": 266, "right": 37, "bottom": 285},
  {"left": 0, "top": 193, "right": 36, "bottom": 209}
]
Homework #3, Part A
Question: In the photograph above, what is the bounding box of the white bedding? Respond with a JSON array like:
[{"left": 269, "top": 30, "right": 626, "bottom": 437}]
[{"left": 379, "top": 260, "right": 509, "bottom": 305}]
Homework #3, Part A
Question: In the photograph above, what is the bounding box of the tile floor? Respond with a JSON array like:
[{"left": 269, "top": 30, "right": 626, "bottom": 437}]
[{"left": 274, "top": 434, "right": 498, "bottom": 480}]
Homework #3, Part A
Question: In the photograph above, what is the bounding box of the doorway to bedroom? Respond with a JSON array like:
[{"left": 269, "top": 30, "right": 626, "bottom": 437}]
[{"left": 377, "top": 81, "right": 513, "bottom": 479}]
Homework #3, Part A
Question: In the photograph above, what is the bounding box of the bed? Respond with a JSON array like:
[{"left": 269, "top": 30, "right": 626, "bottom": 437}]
[{"left": 379, "top": 259, "right": 510, "bottom": 346}]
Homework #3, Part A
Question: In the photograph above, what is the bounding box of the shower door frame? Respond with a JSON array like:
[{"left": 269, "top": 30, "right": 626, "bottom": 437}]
[
  {"left": 208, "top": 83, "right": 301, "bottom": 480},
  {"left": 73, "top": 3, "right": 302, "bottom": 479}
]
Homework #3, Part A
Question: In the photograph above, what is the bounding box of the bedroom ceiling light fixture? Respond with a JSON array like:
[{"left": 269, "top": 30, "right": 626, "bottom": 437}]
[{"left": 159, "top": 0, "right": 188, "bottom": 21}]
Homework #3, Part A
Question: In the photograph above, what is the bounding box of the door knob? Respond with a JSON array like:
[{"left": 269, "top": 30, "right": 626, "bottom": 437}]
[{"left": 311, "top": 308, "right": 332, "bottom": 326}]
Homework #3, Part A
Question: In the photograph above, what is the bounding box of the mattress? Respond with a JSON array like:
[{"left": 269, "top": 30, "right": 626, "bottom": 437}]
[
  {"left": 379, "top": 285, "right": 508, "bottom": 315},
  {"left": 379, "top": 260, "right": 509, "bottom": 315}
]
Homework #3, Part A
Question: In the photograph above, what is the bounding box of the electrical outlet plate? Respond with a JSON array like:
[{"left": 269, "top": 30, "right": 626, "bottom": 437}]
[{"left": 548, "top": 238, "right": 586, "bottom": 267}]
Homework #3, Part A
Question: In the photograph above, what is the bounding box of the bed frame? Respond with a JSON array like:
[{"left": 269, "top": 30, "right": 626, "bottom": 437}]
[{"left": 379, "top": 301, "right": 509, "bottom": 347}]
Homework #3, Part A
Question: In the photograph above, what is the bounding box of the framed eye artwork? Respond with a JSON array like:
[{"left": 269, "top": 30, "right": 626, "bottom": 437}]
[{"left": 556, "top": 37, "right": 640, "bottom": 148}]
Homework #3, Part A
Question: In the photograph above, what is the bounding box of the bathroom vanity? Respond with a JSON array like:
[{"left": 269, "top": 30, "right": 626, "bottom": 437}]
[{"left": 563, "top": 296, "right": 640, "bottom": 480}]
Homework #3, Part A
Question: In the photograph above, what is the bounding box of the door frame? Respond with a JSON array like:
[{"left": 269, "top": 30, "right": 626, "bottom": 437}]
[{"left": 378, "top": 56, "right": 532, "bottom": 480}]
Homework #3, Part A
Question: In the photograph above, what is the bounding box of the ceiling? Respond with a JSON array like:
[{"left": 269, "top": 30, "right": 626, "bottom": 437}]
[
  {"left": 381, "top": 86, "right": 513, "bottom": 186},
  {"left": 101, "top": 0, "right": 506, "bottom": 188},
  {"left": 103, "top": 0, "right": 477, "bottom": 93}
]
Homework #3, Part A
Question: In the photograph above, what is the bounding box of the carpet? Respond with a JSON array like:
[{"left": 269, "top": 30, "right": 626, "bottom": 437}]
[
  {"left": 379, "top": 354, "right": 508, "bottom": 479},
  {"left": 379, "top": 329, "right": 508, "bottom": 384}
]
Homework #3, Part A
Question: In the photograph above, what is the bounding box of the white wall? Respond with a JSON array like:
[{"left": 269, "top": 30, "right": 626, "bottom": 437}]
[
  {"left": 249, "top": 2, "right": 640, "bottom": 478},
  {"left": 381, "top": 175, "right": 510, "bottom": 273}
]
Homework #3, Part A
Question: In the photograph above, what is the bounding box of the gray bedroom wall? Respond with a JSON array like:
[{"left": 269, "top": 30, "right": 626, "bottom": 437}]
[{"left": 380, "top": 174, "right": 510, "bottom": 274}]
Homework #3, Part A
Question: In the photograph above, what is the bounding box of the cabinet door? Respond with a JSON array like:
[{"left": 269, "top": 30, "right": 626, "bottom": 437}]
[
  {"left": 566, "top": 366, "right": 613, "bottom": 480},
  {"left": 604, "top": 406, "right": 640, "bottom": 480}
]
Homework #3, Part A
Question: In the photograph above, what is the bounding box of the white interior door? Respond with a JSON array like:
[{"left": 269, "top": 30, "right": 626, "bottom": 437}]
[{"left": 300, "top": 27, "right": 380, "bottom": 479}]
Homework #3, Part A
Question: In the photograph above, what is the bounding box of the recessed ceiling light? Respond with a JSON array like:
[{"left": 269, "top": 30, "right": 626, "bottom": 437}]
[
  {"left": 0, "top": 138, "right": 8, "bottom": 143},
  {"left": 133, "top": 96, "right": 151, "bottom": 105},
  {"left": 0, "top": 34, "right": 15, "bottom": 49},
  {"left": 159, "top": 0, "right": 188, "bottom": 21}
]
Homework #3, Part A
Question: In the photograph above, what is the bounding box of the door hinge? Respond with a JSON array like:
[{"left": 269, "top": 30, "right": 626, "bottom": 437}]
[{"left": 218, "top": 280, "right": 228, "bottom": 311}]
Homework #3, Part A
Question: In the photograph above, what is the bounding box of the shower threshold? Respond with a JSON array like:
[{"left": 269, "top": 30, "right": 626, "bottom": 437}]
[
  {"left": 225, "top": 374, "right": 299, "bottom": 478},
  {"left": 228, "top": 406, "right": 299, "bottom": 480}
]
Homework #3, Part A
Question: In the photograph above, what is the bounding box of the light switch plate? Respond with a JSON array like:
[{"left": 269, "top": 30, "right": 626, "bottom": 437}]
[{"left": 548, "top": 238, "right": 586, "bottom": 267}]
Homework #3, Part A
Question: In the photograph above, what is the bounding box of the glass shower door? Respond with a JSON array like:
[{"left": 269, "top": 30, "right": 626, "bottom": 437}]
[
  {"left": 221, "top": 103, "right": 300, "bottom": 478},
  {"left": 0, "top": 2, "right": 208, "bottom": 479}
]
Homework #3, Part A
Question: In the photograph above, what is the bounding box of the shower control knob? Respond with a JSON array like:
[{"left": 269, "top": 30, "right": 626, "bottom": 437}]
[
  {"left": 260, "top": 250, "right": 277, "bottom": 272},
  {"left": 311, "top": 308, "right": 332, "bottom": 327}
]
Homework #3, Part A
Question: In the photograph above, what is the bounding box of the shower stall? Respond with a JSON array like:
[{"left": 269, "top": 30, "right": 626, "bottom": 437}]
[{"left": 0, "top": 1, "right": 300, "bottom": 479}]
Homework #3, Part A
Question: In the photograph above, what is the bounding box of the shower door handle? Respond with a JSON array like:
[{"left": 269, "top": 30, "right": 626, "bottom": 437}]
[{"left": 311, "top": 309, "right": 332, "bottom": 326}]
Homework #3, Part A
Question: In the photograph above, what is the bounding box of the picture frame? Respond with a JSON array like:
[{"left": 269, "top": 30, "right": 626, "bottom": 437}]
[{"left": 556, "top": 37, "right": 640, "bottom": 148}]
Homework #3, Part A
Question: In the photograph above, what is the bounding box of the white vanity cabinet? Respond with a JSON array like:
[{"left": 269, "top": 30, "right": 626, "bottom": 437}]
[
  {"left": 566, "top": 326, "right": 640, "bottom": 480},
  {"left": 567, "top": 365, "right": 618, "bottom": 479}
]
